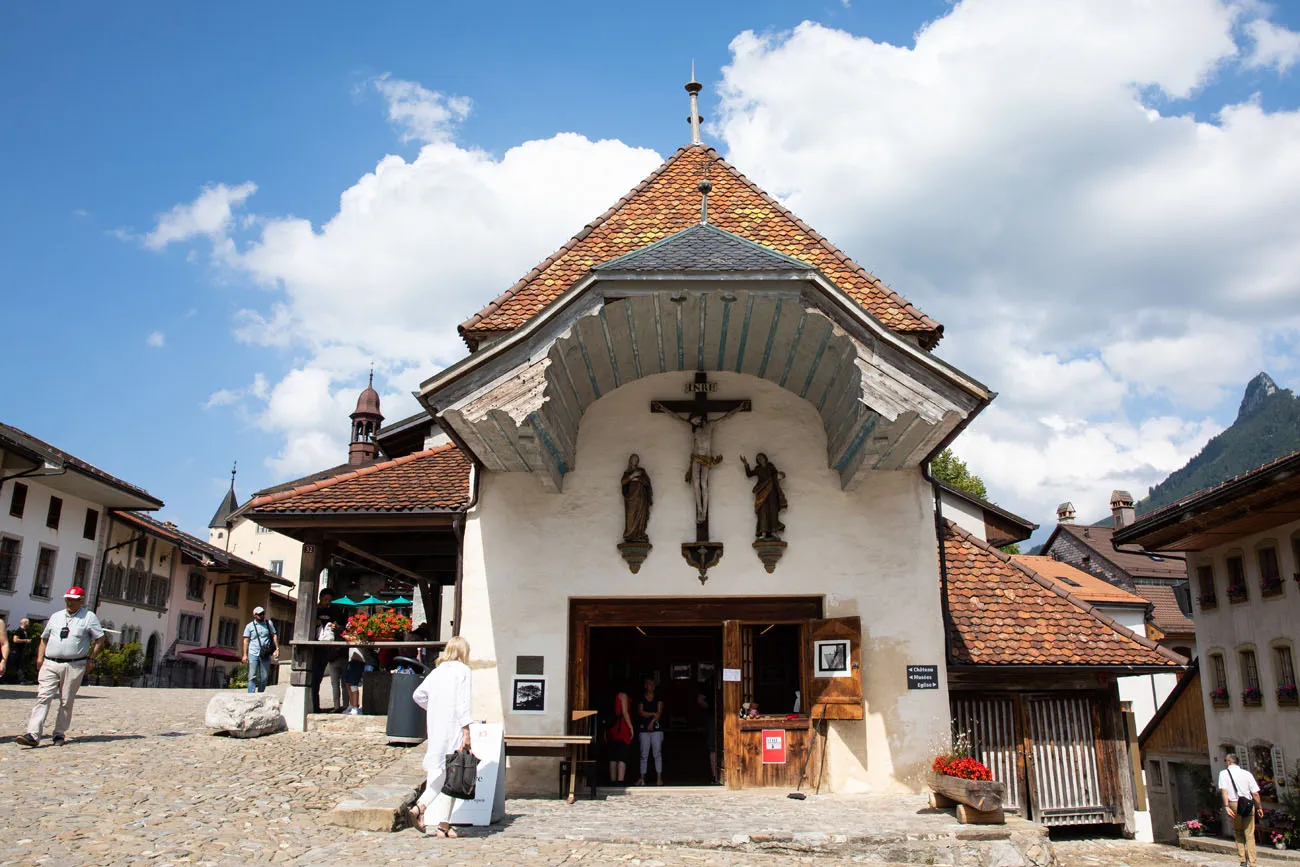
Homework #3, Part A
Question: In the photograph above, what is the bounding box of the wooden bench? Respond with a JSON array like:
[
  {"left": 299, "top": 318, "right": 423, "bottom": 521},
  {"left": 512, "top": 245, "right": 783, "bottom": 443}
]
[{"left": 504, "top": 732, "right": 595, "bottom": 804}]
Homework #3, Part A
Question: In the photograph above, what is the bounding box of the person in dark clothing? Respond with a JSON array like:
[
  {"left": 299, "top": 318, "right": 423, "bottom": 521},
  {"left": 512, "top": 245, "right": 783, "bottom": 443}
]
[
  {"left": 310, "top": 590, "right": 347, "bottom": 712},
  {"left": 7, "top": 618, "right": 32, "bottom": 683},
  {"left": 697, "top": 685, "right": 718, "bottom": 784}
]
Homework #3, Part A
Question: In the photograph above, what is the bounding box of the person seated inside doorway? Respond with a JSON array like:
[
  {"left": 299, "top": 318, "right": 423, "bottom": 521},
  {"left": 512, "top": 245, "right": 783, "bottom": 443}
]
[{"left": 637, "top": 677, "right": 664, "bottom": 785}]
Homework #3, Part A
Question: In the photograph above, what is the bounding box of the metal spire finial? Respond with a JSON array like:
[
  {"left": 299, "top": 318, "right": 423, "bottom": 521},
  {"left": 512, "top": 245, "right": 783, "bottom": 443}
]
[
  {"left": 368, "top": 364, "right": 374, "bottom": 388},
  {"left": 698, "top": 179, "right": 712, "bottom": 224},
  {"left": 230, "top": 461, "right": 237, "bottom": 489},
  {"left": 685, "top": 66, "right": 703, "bottom": 145}
]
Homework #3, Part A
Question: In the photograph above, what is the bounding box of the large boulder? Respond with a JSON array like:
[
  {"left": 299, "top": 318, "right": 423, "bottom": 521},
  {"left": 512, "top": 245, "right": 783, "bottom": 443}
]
[{"left": 205, "top": 693, "right": 286, "bottom": 738}]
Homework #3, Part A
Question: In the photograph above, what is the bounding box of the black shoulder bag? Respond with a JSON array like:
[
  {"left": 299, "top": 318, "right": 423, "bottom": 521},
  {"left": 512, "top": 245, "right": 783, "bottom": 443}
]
[
  {"left": 1227, "top": 767, "right": 1254, "bottom": 819},
  {"left": 441, "top": 747, "right": 479, "bottom": 800}
]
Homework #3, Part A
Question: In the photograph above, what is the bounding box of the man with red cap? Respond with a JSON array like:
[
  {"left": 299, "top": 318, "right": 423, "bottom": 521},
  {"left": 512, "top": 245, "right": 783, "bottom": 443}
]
[{"left": 15, "top": 586, "right": 105, "bottom": 747}]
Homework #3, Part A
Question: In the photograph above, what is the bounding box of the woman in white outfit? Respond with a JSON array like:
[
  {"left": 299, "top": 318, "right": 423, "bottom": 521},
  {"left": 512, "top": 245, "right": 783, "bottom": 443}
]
[{"left": 409, "top": 636, "right": 473, "bottom": 838}]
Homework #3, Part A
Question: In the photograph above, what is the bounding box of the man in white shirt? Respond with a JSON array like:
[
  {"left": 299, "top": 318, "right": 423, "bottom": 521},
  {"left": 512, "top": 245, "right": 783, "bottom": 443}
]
[
  {"left": 15, "top": 586, "right": 105, "bottom": 747},
  {"left": 1219, "top": 753, "right": 1263, "bottom": 867},
  {"left": 241, "top": 606, "right": 278, "bottom": 694}
]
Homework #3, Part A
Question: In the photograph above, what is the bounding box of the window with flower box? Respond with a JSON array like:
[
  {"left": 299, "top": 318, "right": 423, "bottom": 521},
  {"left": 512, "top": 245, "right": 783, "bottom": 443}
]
[
  {"left": 1226, "top": 556, "right": 1248, "bottom": 603},
  {"left": 1258, "top": 546, "right": 1283, "bottom": 596},
  {"left": 1240, "top": 649, "right": 1262, "bottom": 707},
  {"left": 1196, "top": 565, "right": 1217, "bottom": 609},
  {"left": 1210, "top": 653, "right": 1230, "bottom": 707},
  {"left": 1275, "top": 645, "right": 1297, "bottom": 707}
]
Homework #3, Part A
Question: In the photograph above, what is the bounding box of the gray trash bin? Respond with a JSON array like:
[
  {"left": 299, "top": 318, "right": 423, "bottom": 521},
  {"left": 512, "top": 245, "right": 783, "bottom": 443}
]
[{"left": 386, "top": 657, "right": 428, "bottom": 745}]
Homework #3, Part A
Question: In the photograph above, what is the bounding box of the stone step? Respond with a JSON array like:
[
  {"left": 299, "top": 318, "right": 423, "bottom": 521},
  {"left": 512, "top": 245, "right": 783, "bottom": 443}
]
[{"left": 308, "top": 712, "right": 389, "bottom": 735}]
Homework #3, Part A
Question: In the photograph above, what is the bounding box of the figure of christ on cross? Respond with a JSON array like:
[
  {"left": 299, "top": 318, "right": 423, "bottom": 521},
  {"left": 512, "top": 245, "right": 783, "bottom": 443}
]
[{"left": 651, "top": 372, "right": 751, "bottom": 537}]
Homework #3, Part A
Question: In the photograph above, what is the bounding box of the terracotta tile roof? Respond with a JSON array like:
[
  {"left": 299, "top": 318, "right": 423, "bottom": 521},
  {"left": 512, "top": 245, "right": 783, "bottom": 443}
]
[
  {"left": 110, "top": 510, "right": 292, "bottom": 586},
  {"left": 943, "top": 521, "right": 1183, "bottom": 668},
  {"left": 1052, "top": 524, "right": 1187, "bottom": 581},
  {"left": 1140, "top": 584, "right": 1195, "bottom": 637},
  {"left": 459, "top": 144, "right": 942, "bottom": 349},
  {"left": 245, "top": 445, "right": 472, "bottom": 515},
  {"left": 1013, "top": 555, "right": 1151, "bottom": 606}
]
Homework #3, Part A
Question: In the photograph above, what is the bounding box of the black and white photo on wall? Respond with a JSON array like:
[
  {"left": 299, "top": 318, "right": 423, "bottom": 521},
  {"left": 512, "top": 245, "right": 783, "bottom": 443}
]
[
  {"left": 814, "top": 639, "right": 850, "bottom": 678},
  {"left": 511, "top": 676, "right": 547, "bottom": 713},
  {"left": 671, "top": 663, "right": 692, "bottom": 680},
  {"left": 697, "top": 662, "right": 716, "bottom": 683}
]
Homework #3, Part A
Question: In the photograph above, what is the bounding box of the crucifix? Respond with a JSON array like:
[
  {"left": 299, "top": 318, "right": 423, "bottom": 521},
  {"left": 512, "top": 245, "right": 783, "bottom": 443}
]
[{"left": 652, "top": 371, "right": 751, "bottom": 580}]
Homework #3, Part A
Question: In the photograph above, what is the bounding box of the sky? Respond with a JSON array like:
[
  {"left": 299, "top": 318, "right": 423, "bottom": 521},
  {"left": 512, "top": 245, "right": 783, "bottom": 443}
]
[{"left": 3, "top": 0, "right": 1300, "bottom": 545}]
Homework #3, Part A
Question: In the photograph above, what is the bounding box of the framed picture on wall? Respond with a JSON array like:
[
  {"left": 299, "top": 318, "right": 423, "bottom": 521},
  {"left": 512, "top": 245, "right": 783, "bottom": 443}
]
[
  {"left": 511, "top": 676, "right": 547, "bottom": 713},
  {"left": 814, "top": 640, "right": 851, "bottom": 678},
  {"left": 697, "top": 662, "right": 716, "bottom": 683},
  {"left": 671, "top": 663, "right": 692, "bottom": 680}
]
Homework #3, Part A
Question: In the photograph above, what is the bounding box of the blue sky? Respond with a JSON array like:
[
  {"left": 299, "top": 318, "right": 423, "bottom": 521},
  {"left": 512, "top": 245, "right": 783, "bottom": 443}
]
[{"left": 3, "top": 0, "right": 1300, "bottom": 543}]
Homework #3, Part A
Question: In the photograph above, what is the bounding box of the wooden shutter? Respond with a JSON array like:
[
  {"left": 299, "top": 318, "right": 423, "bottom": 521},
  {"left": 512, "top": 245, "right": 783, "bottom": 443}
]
[
  {"left": 1273, "top": 746, "right": 1289, "bottom": 795},
  {"left": 1237, "top": 744, "right": 1251, "bottom": 772},
  {"left": 806, "top": 616, "right": 863, "bottom": 720}
]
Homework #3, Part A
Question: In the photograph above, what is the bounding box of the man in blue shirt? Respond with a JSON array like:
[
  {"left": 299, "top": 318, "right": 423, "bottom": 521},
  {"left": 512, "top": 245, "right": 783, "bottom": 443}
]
[
  {"left": 15, "top": 586, "right": 105, "bottom": 747},
  {"left": 241, "top": 607, "right": 278, "bottom": 694}
]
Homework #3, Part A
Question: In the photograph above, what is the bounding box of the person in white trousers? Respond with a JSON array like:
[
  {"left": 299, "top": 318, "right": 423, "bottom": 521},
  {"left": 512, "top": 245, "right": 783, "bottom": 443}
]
[
  {"left": 410, "top": 636, "right": 473, "bottom": 838},
  {"left": 637, "top": 677, "right": 665, "bottom": 785},
  {"left": 15, "top": 587, "right": 105, "bottom": 748}
]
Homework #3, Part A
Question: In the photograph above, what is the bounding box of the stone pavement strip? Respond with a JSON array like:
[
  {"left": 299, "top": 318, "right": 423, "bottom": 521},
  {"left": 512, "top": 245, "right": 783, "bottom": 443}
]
[{"left": 0, "top": 685, "right": 1254, "bottom": 866}]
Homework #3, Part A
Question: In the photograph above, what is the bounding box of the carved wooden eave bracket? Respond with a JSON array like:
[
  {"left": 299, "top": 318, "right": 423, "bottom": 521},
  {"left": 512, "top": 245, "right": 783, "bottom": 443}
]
[{"left": 422, "top": 273, "right": 990, "bottom": 493}]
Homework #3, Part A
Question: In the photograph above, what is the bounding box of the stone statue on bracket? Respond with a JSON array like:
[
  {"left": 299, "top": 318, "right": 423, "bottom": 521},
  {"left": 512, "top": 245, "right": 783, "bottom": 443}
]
[
  {"left": 740, "top": 453, "right": 788, "bottom": 573},
  {"left": 617, "top": 454, "right": 653, "bottom": 574},
  {"left": 621, "top": 454, "right": 653, "bottom": 542}
]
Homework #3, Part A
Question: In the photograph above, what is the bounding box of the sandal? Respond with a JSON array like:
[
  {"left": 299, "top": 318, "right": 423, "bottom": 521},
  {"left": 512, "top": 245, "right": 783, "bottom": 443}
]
[
  {"left": 434, "top": 825, "right": 459, "bottom": 838},
  {"left": 408, "top": 805, "right": 425, "bottom": 833}
]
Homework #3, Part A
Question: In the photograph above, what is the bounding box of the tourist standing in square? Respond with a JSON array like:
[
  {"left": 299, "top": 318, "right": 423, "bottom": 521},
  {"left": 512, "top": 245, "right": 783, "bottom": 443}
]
[
  {"left": 1219, "top": 753, "right": 1263, "bottom": 867},
  {"left": 15, "top": 587, "right": 105, "bottom": 747},
  {"left": 241, "top": 606, "right": 277, "bottom": 693}
]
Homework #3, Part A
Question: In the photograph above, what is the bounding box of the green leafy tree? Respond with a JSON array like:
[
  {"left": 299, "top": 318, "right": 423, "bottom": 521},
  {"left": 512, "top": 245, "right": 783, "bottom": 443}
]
[{"left": 931, "top": 449, "right": 989, "bottom": 500}]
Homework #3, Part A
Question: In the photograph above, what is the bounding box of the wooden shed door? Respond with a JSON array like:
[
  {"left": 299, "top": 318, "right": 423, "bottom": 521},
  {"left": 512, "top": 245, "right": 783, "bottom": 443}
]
[
  {"left": 806, "top": 617, "right": 863, "bottom": 720},
  {"left": 952, "top": 696, "right": 1023, "bottom": 812},
  {"left": 1025, "top": 696, "right": 1108, "bottom": 825}
]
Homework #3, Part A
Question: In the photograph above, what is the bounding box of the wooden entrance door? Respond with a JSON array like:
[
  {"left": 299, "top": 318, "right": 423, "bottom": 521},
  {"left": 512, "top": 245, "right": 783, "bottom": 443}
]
[
  {"left": 1025, "top": 695, "right": 1109, "bottom": 825},
  {"left": 952, "top": 696, "right": 1023, "bottom": 812}
]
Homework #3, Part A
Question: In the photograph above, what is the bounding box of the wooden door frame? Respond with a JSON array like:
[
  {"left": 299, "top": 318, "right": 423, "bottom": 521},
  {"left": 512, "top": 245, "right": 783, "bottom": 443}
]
[{"left": 567, "top": 596, "right": 823, "bottom": 785}]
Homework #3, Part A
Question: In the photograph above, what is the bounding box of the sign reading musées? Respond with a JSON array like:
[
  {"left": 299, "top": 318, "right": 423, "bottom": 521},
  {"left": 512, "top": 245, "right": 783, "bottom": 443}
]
[{"left": 906, "top": 665, "right": 939, "bottom": 690}]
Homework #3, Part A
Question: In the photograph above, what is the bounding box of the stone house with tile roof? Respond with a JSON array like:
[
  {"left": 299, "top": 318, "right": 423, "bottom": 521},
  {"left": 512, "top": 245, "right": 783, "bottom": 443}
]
[
  {"left": 237, "top": 83, "right": 1182, "bottom": 804},
  {"left": 936, "top": 491, "right": 1183, "bottom": 834}
]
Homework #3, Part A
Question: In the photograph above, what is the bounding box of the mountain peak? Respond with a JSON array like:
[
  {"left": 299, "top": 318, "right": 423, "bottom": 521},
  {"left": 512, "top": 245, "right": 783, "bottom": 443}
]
[{"left": 1237, "top": 372, "right": 1279, "bottom": 422}]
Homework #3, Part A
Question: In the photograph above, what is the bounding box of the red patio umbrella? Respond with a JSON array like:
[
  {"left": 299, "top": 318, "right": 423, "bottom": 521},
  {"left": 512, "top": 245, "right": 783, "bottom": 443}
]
[{"left": 180, "top": 645, "right": 242, "bottom": 662}]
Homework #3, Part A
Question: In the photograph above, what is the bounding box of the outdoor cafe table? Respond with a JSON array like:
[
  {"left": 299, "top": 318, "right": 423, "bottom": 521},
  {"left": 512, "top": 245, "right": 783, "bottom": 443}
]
[{"left": 503, "top": 732, "right": 595, "bottom": 804}]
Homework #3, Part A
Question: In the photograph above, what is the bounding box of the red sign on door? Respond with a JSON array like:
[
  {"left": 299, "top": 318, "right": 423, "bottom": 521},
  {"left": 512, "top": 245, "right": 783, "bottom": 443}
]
[{"left": 761, "top": 729, "right": 787, "bottom": 764}]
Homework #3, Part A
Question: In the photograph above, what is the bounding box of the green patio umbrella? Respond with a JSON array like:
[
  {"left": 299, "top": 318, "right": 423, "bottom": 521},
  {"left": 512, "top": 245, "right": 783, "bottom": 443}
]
[
  {"left": 355, "top": 595, "right": 386, "bottom": 607},
  {"left": 387, "top": 596, "right": 413, "bottom": 605},
  {"left": 331, "top": 596, "right": 361, "bottom": 606}
]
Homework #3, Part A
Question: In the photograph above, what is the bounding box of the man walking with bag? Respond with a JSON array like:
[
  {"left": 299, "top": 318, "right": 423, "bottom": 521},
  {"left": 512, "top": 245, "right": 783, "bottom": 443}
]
[
  {"left": 241, "top": 606, "right": 277, "bottom": 693},
  {"left": 15, "top": 587, "right": 104, "bottom": 747},
  {"left": 1219, "top": 753, "right": 1263, "bottom": 867}
]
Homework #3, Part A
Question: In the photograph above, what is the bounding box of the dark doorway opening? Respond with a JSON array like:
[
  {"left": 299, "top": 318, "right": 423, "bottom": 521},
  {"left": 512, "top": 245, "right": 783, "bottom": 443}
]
[{"left": 589, "top": 625, "right": 721, "bottom": 786}]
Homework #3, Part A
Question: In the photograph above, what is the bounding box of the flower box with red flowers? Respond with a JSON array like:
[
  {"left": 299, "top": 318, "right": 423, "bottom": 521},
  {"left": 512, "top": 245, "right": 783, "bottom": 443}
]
[
  {"left": 1198, "top": 592, "right": 1218, "bottom": 609},
  {"left": 929, "top": 755, "right": 1005, "bottom": 822},
  {"left": 1210, "top": 686, "right": 1230, "bottom": 707},
  {"left": 1261, "top": 576, "right": 1285, "bottom": 597},
  {"left": 343, "top": 611, "right": 412, "bottom": 643},
  {"left": 1278, "top": 683, "right": 1298, "bottom": 706},
  {"left": 1243, "top": 686, "right": 1264, "bottom": 707},
  {"left": 1227, "top": 584, "right": 1249, "bottom": 603}
]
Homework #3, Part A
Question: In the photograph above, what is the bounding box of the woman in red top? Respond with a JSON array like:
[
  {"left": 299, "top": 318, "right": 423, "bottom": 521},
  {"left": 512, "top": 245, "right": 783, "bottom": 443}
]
[{"left": 607, "top": 686, "right": 634, "bottom": 785}]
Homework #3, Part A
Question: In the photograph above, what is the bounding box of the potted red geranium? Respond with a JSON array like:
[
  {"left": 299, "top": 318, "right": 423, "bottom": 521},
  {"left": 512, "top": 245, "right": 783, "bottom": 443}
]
[{"left": 929, "top": 734, "right": 1005, "bottom": 824}]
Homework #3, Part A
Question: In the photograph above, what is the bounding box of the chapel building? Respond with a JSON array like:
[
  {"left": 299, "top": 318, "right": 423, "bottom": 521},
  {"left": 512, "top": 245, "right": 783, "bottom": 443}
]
[{"left": 239, "top": 84, "right": 1178, "bottom": 802}]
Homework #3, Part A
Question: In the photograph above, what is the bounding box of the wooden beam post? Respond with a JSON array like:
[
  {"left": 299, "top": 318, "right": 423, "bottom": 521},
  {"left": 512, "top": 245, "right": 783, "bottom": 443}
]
[
  {"left": 722, "top": 620, "right": 741, "bottom": 789},
  {"left": 284, "top": 533, "right": 332, "bottom": 732}
]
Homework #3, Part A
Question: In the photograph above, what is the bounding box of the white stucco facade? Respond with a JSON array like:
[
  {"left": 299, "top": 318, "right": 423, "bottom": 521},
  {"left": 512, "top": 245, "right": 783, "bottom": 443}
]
[
  {"left": 215, "top": 518, "right": 303, "bottom": 596},
  {"left": 0, "top": 478, "right": 106, "bottom": 625},
  {"left": 1189, "top": 518, "right": 1300, "bottom": 804},
  {"left": 458, "top": 371, "right": 952, "bottom": 795}
]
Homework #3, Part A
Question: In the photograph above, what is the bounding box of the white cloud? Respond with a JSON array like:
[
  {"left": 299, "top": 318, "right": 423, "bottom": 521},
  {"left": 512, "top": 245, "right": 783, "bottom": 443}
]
[
  {"left": 205, "top": 388, "right": 240, "bottom": 408},
  {"left": 712, "top": 0, "right": 1300, "bottom": 526},
  {"left": 1245, "top": 17, "right": 1300, "bottom": 72},
  {"left": 370, "top": 74, "right": 471, "bottom": 145},
  {"left": 143, "top": 181, "right": 257, "bottom": 251},
  {"left": 146, "top": 330, "right": 165, "bottom": 348}
]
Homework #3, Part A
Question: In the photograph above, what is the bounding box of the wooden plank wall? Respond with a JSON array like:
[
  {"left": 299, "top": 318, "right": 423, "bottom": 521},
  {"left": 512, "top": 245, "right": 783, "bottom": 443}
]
[{"left": 1141, "top": 670, "right": 1207, "bottom": 757}]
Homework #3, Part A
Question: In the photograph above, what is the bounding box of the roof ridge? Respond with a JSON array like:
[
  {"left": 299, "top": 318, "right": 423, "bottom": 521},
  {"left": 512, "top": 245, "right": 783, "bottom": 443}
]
[
  {"left": 458, "top": 145, "right": 695, "bottom": 345},
  {"left": 944, "top": 519, "right": 1185, "bottom": 665},
  {"left": 247, "top": 443, "right": 462, "bottom": 510}
]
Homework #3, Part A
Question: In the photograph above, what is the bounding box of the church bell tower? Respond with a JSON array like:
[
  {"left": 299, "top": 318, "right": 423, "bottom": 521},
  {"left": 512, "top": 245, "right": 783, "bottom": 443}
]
[{"left": 349, "top": 372, "right": 384, "bottom": 466}]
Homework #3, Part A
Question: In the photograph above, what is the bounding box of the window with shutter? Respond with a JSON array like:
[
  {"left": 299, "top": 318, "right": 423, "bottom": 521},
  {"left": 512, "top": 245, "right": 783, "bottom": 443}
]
[{"left": 1259, "top": 546, "right": 1283, "bottom": 595}]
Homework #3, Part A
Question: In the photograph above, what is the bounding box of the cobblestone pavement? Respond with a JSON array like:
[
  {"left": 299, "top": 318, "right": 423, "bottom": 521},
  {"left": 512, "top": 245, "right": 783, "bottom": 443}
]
[
  {"left": 0, "top": 685, "right": 1255, "bottom": 866},
  {"left": 1052, "top": 837, "right": 1246, "bottom": 867}
]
